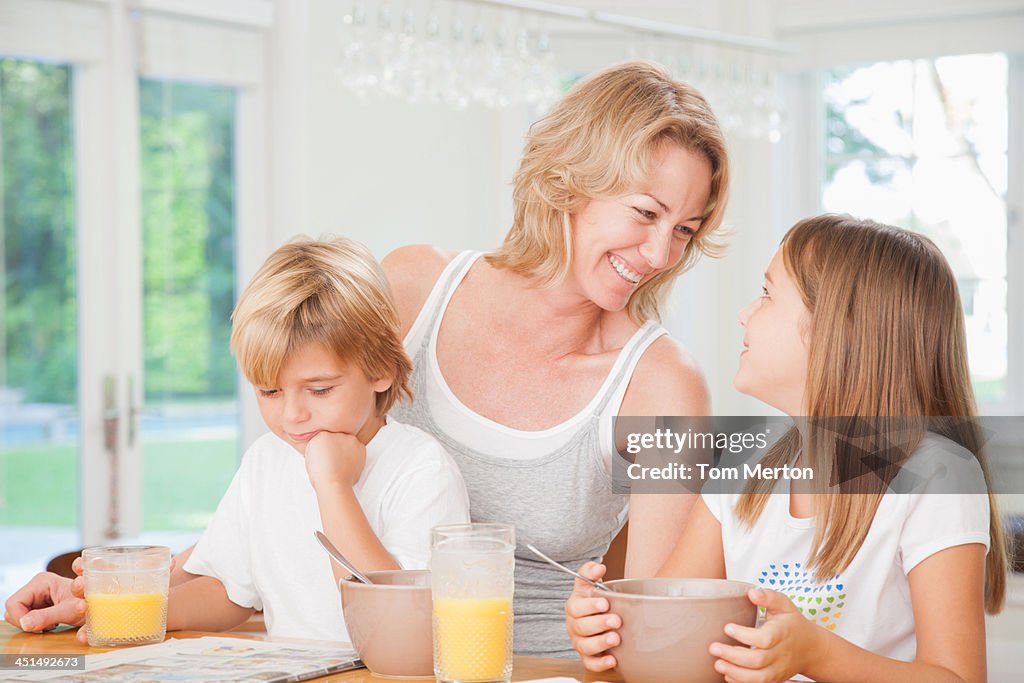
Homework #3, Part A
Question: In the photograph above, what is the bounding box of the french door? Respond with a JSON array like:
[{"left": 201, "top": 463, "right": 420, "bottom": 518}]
[{"left": 0, "top": 2, "right": 271, "bottom": 604}]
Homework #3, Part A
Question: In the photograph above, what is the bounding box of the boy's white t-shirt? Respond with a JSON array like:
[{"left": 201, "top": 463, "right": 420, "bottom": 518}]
[
  {"left": 702, "top": 432, "right": 990, "bottom": 668},
  {"left": 184, "top": 418, "right": 471, "bottom": 642}
]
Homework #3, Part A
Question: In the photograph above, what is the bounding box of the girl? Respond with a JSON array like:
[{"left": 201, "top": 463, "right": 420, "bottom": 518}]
[{"left": 565, "top": 214, "right": 1008, "bottom": 682}]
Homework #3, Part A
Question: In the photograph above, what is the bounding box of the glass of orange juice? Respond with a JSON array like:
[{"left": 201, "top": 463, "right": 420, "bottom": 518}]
[
  {"left": 431, "top": 523, "right": 515, "bottom": 683},
  {"left": 83, "top": 545, "right": 170, "bottom": 647}
]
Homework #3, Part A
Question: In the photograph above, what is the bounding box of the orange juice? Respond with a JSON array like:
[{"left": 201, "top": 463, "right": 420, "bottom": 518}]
[
  {"left": 86, "top": 592, "right": 167, "bottom": 644},
  {"left": 433, "top": 597, "right": 513, "bottom": 682}
]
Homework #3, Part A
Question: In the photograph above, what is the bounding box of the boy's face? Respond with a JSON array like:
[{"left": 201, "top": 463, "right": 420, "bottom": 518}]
[{"left": 253, "top": 343, "right": 392, "bottom": 454}]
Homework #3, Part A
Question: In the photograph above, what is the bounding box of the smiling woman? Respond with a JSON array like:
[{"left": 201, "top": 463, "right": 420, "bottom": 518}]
[{"left": 384, "top": 60, "right": 730, "bottom": 658}]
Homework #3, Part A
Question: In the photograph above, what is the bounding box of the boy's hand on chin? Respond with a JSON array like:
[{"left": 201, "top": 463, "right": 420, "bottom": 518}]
[{"left": 304, "top": 431, "right": 367, "bottom": 490}]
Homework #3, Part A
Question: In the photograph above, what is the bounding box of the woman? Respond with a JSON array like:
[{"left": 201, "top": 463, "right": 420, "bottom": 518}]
[{"left": 385, "top": 60, "right": 729, "bottom": 657}]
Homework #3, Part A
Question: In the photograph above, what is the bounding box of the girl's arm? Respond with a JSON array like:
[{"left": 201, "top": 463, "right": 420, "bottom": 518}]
[
  {"left": 712, "top": 543, "right": 987, "bottom": 683},
  {"left": 566, "top": 497, "right": 726, "bottom": 671}
]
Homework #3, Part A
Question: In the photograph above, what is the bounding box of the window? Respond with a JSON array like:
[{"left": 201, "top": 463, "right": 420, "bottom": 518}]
[
  {"left": 138, "top": 79, "right": 239, "bottom": 533},
  {"left": 822, "top": 53, "right": 1010, "bottom": 403},
  {"left": 0, "top": 57, "right": 79, "bottom": 573}
]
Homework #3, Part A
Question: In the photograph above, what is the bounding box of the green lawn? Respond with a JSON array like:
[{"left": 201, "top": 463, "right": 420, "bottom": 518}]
[{"left": 0, "top": 437, "right": 239, "bottom": 530}]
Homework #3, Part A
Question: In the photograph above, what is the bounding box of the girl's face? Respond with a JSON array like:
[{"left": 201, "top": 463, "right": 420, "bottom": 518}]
[
  {"left": 568, "top": 142, "right": 711, "bottom": 312},
  {"left": 254, "top": 343, "right": 392, "bottom": 454},
  {"left": 734, "top": 247, "right": 811, "bottom": 416}
]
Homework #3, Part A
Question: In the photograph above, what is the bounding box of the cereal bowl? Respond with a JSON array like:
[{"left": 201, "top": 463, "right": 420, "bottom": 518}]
[
  {"left": 604, "top": 578, "right": 757, "bottom": 683},
  {"left": 339, "top": 569, "right": 433, "bottom": 679}
]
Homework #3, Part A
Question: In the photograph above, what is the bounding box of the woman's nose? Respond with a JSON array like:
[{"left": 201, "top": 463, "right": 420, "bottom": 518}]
[{"left": 638, "top": 226, "right": 672, "bottom": 271}]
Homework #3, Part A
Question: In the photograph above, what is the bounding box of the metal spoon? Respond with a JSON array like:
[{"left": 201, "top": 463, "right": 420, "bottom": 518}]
[
  {"left": 314, "top": 531, "right": 373, "bottom": 584},
  {"left": 526, "top": 544, "right": 611, "bottom": 592}
]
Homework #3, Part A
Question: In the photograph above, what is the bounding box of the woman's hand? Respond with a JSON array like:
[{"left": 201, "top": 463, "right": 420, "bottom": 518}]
[
  {"left": 564, "top": 562, "right": 622, "bottom": 672},
  {"left": 4, "top": 563, "right": 85, "bottom": 633},
  {"left": 709, "top": 588, "right": 822, "bottom": 683}
]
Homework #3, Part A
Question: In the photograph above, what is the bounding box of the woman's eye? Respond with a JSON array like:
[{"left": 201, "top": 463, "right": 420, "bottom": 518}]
[
  {"left": 310, "top": 387, "right": 334, "bottom": 397},
  {"left": 674, "top": 225, "right": 696, "bottom": 237},
  {"left": 258, "top": 388, "right": 279, "bottom": 398},
  {"left": 633, "top": 207, "right": 656, "bottom": 220},
  {"left": 760, "top": 286, "right": 770, "bottom": 299}
]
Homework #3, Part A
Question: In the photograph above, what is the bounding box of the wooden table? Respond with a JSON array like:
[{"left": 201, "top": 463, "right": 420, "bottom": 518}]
[{"left": 0, "top": 623, "right": 622, "bottom": 682}]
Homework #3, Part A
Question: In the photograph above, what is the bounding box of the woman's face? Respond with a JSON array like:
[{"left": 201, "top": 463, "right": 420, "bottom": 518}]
[
  {"left": 734, "top": 247, "right": 811, "bottom": 416},
  {"left": 568, "top": 142, "right": 711, "bottom": 313}
]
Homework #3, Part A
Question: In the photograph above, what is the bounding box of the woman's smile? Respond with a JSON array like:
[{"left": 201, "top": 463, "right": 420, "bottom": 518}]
[{"left": 608, "top": 253, "right": 643, "bottom": 285}]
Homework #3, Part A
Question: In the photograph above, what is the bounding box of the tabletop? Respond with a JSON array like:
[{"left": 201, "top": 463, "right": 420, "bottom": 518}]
[{"left": 0, "top": 623, "right": 623, "bottom": 682}]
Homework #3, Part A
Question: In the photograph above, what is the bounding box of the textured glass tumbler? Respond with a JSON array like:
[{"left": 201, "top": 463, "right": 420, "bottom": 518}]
[
  {"left": 431, "top": 523, "right": 515, "bottom": 683},
  {"left": 83, "top": 545, "right": 170, "bottom": 647}
]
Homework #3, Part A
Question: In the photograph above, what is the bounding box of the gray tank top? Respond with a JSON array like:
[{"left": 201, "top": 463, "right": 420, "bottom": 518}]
[{"left": 390, "top": 251, "right": 667, "bottom": 657}]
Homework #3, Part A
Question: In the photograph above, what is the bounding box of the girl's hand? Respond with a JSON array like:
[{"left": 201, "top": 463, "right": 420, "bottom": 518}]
[
  {"left": 564, "top": 562, "right": 622, "bottom": 672},
  {"left": 709, "top": 588, "right": 824, "bottom": 683},
  {"left": 304, "top": 431, "right": 366, "bottom": 490}
]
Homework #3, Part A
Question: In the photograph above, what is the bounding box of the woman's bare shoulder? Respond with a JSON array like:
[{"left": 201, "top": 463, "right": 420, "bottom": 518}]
[
  {"left": 381, "top": 245, "right": 459, "bottom": 333},
  {"left": 621, "top": 334, "right": 710, "bottom": 417}
]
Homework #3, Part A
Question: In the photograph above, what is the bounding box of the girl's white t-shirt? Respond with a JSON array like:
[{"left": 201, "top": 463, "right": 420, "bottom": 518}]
[
  {"left": 702, "top": 432, "right": 990, "bottom": 668},
  {"left": 184, "top": 419, "right": 471, "bottom": 642}
]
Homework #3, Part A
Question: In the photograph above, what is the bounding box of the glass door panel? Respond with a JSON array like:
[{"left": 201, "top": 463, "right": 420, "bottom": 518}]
[
  {"left": 0, "top": 58, "right": 78, "bottom": 603},
  {"left": 138, "top": 79, "right": 239, "bottom": 543}
]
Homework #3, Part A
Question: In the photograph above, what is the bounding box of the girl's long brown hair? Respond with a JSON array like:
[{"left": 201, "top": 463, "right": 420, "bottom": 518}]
[{"left": 735, "top": 214, "right": 1008, "bottom": 613}]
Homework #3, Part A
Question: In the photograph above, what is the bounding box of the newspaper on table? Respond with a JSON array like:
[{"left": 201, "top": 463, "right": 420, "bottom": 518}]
[{"left": 5, "top": 636, "right": 362, "bottom": 682}]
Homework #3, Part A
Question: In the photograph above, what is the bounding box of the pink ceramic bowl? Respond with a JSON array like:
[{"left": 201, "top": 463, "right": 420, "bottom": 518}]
[
  {"left": 339, "top": 569, "right": 433, "bottom": 679},
  {"left": 604, "top": 578, "right": 757, "bottom": 683}
]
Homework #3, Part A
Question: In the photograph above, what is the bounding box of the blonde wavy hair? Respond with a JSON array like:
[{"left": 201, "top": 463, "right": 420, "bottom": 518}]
[
  {"left": 735, "top": 214, "right": 1008, "bottom": 613},
  {"left": 231, "top": 236, "right": 412, "bottom": 414},
  {"left": 487, "top": 60, "right": 730, "bottom": 323}
]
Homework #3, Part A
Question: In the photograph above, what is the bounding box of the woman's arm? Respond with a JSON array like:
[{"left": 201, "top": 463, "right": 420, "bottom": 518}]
[
  {"left": 712, "top": 543, "right": 988, "bottom": 683},
  {"left": 656, "top": 496, "right": 727, "bottom": 579},
  {"left": 619, "top": 336, "right": 711, "bottom": 578}
]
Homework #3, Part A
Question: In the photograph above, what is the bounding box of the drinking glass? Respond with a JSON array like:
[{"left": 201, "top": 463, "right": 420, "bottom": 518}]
[
  {"left": 83, "top": 545, "right": 171, "bottom": 647},
  {"left": 431, "top": 523, "right": 515, "bottom": 683}
]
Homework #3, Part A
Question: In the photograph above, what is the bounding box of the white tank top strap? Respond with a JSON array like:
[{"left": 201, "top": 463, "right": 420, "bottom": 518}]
[
  {"left": 402, "top": 250, "right": 482, "bottom": 351},
  {"left": 597, "top": 321, "right": 669, "bottom": 472},
  {"left": 600, "top": 320, "right": 669, "bottom": 419}
]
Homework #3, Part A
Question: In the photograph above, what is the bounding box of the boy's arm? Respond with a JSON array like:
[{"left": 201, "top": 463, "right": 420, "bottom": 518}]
[
  {"left": 305, "top": 431, "right": 400, "bottom": 584},
  {"left": 165, "top": 575, "right": 255, "bottom": 633},
  {"left": 170, "top": 545, "right": 199, "bottom": 586},
  {"left": 317, "top": 483, "right": 401, "bottom": 585}
]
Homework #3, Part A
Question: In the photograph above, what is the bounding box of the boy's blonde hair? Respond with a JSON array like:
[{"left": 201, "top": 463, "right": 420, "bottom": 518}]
[
  {"left": 231, "top": 236, "right": 412, "bottom": 414},
  {"left": 487, "top": 60, "right": 730, "bottom": 323},
  {"left": 736, "top": 214, "right": 1008, "bottom": 613}
]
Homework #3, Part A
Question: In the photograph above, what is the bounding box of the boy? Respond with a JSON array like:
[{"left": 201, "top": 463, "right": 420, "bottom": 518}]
[{"left": 164, "top": 236, "right": 470, "bottom": 641}]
